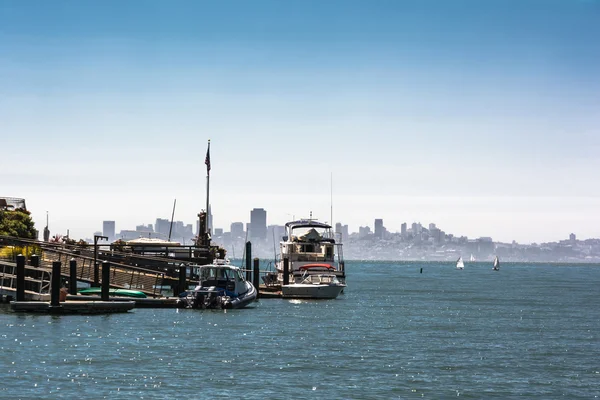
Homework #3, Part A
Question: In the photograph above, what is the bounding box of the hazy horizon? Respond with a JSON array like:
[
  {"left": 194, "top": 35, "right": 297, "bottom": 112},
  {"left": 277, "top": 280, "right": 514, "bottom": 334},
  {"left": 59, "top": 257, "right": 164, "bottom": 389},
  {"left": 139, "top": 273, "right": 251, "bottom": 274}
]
[{"left": 2, "top": 0, "right": 599, "bottom": 244}]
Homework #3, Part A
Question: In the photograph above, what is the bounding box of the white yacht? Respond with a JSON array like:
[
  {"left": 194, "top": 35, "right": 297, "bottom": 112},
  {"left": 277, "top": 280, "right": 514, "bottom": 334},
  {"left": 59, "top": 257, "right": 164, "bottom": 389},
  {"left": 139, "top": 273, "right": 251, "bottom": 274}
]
[{"left": 267, "top": 219, "right": 346, "bottom": 298}]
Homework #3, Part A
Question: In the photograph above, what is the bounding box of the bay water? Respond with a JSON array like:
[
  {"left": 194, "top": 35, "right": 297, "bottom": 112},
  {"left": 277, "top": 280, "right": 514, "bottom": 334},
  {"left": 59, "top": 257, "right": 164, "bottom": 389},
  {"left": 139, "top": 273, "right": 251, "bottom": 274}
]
[{"left": 1, "top": 261, "right": 599, "bottom": 399}]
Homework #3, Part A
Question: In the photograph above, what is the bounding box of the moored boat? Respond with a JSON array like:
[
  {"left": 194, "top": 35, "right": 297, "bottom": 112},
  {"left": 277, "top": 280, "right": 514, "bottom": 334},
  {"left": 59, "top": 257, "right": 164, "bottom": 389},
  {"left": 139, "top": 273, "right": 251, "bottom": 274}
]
[
  {"left": 178, "top": 260, "right": 256, "bottom": 309},
  {"left": 267, "top": 218, "right": 346, "bottom": 298},
  {"left": 282, "top": 273, "right": 346, "bottom": 299}
]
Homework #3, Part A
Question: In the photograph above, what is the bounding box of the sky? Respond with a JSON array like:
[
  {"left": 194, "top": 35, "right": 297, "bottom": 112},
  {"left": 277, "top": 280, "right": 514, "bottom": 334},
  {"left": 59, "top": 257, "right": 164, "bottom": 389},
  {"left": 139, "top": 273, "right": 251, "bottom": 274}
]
[{"left": 1, "top": 0, "right": 599, "bottom": 244}]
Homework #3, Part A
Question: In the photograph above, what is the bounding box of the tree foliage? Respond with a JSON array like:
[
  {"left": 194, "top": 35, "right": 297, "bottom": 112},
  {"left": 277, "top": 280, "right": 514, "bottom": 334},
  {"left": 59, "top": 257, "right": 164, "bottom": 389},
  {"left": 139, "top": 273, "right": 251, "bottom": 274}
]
[{"left": 0, "top": 208, "right": 37, "bottom": 239}]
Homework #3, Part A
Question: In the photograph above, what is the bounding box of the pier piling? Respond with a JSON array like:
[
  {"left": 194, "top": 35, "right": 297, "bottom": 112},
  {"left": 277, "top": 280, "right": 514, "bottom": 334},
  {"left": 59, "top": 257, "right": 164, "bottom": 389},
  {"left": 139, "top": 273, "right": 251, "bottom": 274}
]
[
  {"left": 69, "top": 258, "right": 77, "bottom": 296},
  {"left": 30, "top": 254, "right": 39, "bottom": 268},
  {"left": 283, "top": 257, "right": 289, "bottom": 286},
  {"left": 177, "top": 264, "right": 187, "bottom": 296},
  {"left": 253, "top": 258, "right": 260, "bottom": 299},
  {"left": 245, "top": 242, "right": 252, "bottom": 281},
  {"left": 16, "top": 254, "right": 25, "bottom": 301},
  {"left": 101, "top": 261, "right": 110, "bottom": 301},
  {"left": 50, "top": 261, "right": 61, "bottom": 306},
  {"left": 93, "top": 263, "right": 100, "bottom": 287}
]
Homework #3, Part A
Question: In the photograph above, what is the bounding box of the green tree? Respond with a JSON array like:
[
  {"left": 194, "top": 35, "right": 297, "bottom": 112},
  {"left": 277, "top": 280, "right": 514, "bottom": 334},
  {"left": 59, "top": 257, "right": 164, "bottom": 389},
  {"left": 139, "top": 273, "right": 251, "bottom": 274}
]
[{"left": 0, "top": 208, "right": 37, "bottom": 239}]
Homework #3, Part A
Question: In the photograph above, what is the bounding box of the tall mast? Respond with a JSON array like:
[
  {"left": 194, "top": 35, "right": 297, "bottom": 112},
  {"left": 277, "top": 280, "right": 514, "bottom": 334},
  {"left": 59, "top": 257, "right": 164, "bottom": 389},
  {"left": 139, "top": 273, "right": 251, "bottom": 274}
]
[{"left": 205, "top": 139, "right": 211, "bottom": 236}]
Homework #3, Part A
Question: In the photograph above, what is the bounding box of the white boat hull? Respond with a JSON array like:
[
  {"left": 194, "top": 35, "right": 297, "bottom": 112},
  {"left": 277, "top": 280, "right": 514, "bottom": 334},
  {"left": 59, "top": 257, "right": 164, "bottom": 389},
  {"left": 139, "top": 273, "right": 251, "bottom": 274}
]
[{"left": 281, "top": 283, "right": 345, "bottom": 299}]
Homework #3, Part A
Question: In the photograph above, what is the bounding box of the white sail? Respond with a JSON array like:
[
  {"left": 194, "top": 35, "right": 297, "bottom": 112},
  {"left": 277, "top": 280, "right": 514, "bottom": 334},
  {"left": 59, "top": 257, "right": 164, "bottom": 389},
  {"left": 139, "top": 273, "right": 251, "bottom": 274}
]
[
  {"left": 493, "top": 256, "right": 500, "bottom": 271},
  {"left": 470, "top": 254, "right": 475, "bottom": 262},
  {"left": 456, "top": 257, "right": 464, "bottom": 269}
]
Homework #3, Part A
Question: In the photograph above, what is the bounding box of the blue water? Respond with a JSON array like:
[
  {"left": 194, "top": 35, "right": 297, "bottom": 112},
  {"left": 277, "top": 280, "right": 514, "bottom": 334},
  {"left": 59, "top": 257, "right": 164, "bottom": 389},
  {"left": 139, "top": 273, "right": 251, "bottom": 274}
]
[{"left": 1, "top": 261, "right": 599, "bottom": 399}]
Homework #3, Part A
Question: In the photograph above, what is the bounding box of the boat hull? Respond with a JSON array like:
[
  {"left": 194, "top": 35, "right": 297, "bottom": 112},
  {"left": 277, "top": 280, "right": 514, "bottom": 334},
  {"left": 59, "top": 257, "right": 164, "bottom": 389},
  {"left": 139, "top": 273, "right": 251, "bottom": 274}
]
[
  {"left": 178, "top": 282, "right": 257, "bottom": 310},
  {"left": 281, "top": 283, "right": 345, "bottom": 299}
]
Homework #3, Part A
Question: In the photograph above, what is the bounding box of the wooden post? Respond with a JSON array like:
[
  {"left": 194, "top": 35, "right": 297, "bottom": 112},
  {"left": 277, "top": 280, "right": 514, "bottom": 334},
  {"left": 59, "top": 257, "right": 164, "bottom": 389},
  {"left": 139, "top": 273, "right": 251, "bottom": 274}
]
[
  {"left": 50, "top": 261, "right": 61, "bottom": 306},
  {"left": 253, "top": 258, "right": 260, "bottom": 299},
  {"left": 283, "top": 257, "right": 289, "bottom": 286},
  {"left": 69, "top": 258, "right": 77, "bottom": 296},
  {"left": 101, "top": 261, "right": 110, "bottom": 301},
  {"left": 93, "top": 262, "right": 100, "bottom": 287},
  {"left": 178, "top": 264, "right": 187, "bottom": 296},
  {"left": 16, "top": 254, "right": 25, "bottom": 302},
  {"left": 245, "top": 241, "right": 252, "bottom": 281},
  {"left": 30, "top": 254, "right": 39, "bottom": 268}
]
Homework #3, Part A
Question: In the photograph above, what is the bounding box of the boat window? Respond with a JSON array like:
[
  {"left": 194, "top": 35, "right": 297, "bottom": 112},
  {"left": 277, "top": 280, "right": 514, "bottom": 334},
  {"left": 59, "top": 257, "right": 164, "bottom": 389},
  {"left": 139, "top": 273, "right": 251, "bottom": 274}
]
[
  {"left": 325, "top": 245, "right": 333, "bottom": 258},
  {"left": 200, "top": 268, "right": 217, "bottom": 280},
  {"left": 301, "top": 244, "right": 315, "bottom": 252}
]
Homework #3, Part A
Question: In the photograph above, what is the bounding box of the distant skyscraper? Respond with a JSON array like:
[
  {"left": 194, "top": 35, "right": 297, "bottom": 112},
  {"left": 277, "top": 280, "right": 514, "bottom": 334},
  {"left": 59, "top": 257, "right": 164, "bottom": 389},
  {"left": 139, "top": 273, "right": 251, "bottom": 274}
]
[
  {"left": 230, "top": 222, "right": 244, "bottom": 238},
  {"left": 103, "top": 221, "right": 115, "bottom": 242},
  {"left": 374, "top": 219, "right": 384, "bottom": 238},
  {"left": 342, "top": 225, "right": 349, "bottom": 243},
  {"left": 214, "top": 228, "right": 223, "bottom": 236},
  {"left": 155, "top": 218, "right": 170, "bottom": 237},
  {"left": 335, "top": 222, "right": 343, "bottom": 242},
  {"left": 250, "top": 208, "right": 267, "bottom": 241},
  {"left": 401, "top": 222, "right": 407, "bottom": 237},
  {"left": 267, "top": 224, "right": 285, "bottom": 244}
]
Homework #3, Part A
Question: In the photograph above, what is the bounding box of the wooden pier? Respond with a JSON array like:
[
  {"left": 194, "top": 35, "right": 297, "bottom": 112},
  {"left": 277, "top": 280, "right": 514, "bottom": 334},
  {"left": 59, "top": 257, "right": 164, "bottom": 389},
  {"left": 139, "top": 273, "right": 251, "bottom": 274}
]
[{"left": 10, "top": 300, "right": 135, "bottom": 314}]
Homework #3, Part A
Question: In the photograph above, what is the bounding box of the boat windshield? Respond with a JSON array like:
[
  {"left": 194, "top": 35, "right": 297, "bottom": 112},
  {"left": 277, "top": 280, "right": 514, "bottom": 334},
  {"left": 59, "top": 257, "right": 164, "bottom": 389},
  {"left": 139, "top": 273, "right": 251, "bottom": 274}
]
[
  {"left": 200, "top": 267, "right": 234, "bottom": 281},
  {"left": 291, "top": 227, "right": 330, "bottom": 241}
]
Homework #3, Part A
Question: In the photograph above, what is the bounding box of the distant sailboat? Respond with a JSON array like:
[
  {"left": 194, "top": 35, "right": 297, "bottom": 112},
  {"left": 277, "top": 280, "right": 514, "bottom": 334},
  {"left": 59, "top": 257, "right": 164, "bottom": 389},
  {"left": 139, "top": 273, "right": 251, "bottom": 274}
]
[
  {"left": 470, "top": 254, "right": 475, "bottom": 262},
  {"left": 493, "top": 256, "right": 500, "bottom": 271},
  {"left": 456, "top": 256, "right": 465, "bottom": 270}
]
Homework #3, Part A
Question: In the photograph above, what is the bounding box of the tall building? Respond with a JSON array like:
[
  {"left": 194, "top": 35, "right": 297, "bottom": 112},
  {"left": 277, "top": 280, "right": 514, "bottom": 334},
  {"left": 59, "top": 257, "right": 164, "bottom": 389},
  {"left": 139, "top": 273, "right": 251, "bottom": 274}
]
[
  {"left": 155, "top": 218, "right": 170, "bottom": 237},
  {"left": 401, "top": 222, "right": 407, "bottom": 237},
  {"left": 102, "top": 221, "right": 115, "bottom": 242},
  {"left": 374, "top": 219, "right": 384, "bottom": 238},
  {"left": 267, "top": 225, "right": 285, "bottom": 244},
  {"left": 250, "top": 208, "right": 267, "bottom": 241},
  {"left": 230, "top": 222, "right": 244, "bottom": 238}
]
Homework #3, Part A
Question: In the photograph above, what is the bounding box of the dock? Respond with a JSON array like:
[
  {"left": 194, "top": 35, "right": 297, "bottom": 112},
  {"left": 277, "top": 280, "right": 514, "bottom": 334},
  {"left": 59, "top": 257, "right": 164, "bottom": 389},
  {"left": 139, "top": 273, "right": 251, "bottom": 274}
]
[{"left": 10, "top": 300, "right": 135, "bottom": 314}]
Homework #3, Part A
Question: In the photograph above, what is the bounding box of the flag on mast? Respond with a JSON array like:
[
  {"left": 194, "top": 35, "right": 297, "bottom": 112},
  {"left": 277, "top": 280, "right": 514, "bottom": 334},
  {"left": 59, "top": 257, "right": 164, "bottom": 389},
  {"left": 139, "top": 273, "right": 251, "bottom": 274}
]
[{"left": 205, "top": 140, "right": 211, "bottom": 175}]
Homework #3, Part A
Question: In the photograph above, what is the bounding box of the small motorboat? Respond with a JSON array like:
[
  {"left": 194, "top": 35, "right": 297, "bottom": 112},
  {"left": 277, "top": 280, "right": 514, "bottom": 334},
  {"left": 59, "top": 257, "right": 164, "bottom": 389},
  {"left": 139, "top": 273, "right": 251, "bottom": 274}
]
[
  {"left": 178, "top": 260, "right": 257, "bottom": 309},
  {"left": 282, "top": 273, "right": 346, "bottom": 299}
]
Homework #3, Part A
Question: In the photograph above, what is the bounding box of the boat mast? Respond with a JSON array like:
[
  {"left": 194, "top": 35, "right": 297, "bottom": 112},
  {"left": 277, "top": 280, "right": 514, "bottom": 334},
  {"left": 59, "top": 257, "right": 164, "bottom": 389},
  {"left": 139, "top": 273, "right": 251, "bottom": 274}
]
[
  {"left": 168, "top": 198, "right": 176, "bottom": 241},
  {"left": 205, "top": 139, "right": 211, "bottom": 238},
  {"left": 330, "top": 172, "right": 333, "bottom": 239}
]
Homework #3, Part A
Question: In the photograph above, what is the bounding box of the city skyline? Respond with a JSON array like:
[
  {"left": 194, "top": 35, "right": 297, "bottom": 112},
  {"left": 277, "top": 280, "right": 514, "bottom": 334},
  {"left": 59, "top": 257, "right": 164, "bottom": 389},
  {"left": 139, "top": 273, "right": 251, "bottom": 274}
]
[
  {"left": 91, "top": 210, "right": 586, "bottom": 247},
  {"left": 2, "top": 1, "right": 599, "bottom": 244}
]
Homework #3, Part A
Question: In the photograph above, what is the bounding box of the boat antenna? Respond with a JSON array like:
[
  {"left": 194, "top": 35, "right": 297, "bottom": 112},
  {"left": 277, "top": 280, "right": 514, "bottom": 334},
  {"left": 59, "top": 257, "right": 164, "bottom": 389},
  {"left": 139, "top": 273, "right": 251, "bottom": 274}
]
[
  {"left": 330, "top": 172, "right": 333, "bottom": 233},
  {"left": 168, "top": 198, "right": 176, "bottom": 241},
  {"left": 272, "top": 228, "right": 277, "bottom": 263},
  {"left": 240, "top": 229, "right": 248, "bottom": 268}
]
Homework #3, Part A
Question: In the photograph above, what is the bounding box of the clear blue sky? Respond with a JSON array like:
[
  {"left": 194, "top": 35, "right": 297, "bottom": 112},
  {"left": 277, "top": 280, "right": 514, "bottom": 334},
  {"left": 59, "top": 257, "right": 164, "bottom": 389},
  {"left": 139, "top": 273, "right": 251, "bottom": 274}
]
[{"left": 1, "top": 0, "right": 599, "bottom": 243}]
